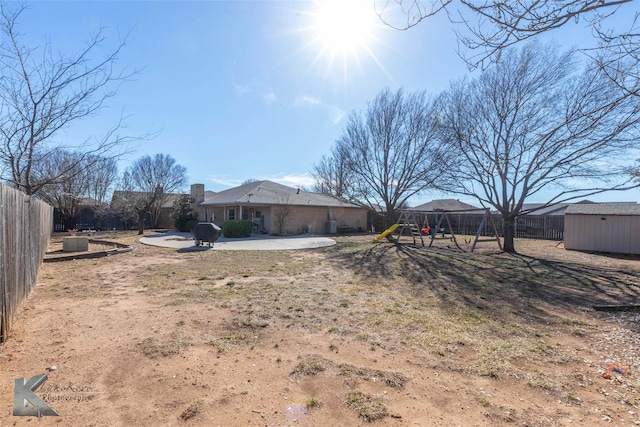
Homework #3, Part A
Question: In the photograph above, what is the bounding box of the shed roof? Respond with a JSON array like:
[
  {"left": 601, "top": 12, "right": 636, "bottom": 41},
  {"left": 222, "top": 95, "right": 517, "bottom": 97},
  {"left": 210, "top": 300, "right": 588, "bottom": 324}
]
[
  {"left": 200, "top": 180, "right": 364, "bottom": 209},
  {"left": 565, "top": 203, "right": 640, "bottom": 215}
]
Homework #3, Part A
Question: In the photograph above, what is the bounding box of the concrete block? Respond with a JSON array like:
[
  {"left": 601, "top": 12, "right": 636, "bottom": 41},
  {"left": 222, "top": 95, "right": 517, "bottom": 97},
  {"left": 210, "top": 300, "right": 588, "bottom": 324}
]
[{"left": 63, "top": 236, "right": 89, "bottom": 252}]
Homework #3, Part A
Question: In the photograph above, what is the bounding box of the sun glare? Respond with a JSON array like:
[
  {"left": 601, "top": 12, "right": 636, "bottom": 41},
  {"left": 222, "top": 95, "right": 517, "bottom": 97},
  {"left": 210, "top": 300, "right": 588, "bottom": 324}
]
[
  {"left": 314, "top": 0, "right": 375, "bottom": 55},
  {"left": 286, "top": 0, "right": 388, "bottom": 82}
]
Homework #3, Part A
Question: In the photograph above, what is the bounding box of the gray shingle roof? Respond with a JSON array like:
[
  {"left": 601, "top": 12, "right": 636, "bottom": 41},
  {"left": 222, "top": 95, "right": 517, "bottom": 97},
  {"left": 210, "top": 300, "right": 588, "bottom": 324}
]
[
  {"left": 410, "top": 199, "right": 483, "bottom": 212},
  {"left": 200, "top": 180, "right": 364, "bottom": 209},
  {"left": 565, "top": 203, "right": 640, "bottom": 215}
]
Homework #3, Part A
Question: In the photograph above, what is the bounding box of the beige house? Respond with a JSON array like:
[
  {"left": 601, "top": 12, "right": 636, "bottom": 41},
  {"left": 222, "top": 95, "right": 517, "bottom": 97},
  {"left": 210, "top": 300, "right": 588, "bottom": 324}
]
[
  {"left": 193, "top": 181, "right": 367, "bottom": 235},
  {"left": 565, "top": 203, "right": 640, "bottom": 255}
]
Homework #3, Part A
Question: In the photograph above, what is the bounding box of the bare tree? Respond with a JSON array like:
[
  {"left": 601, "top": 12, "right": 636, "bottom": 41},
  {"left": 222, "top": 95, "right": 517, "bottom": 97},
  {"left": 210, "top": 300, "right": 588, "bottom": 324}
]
[
  {"left": 85, "top": 156, "right": 118, "bottom": 229},
  {"left": 311, "top": 147, "right": 356, "bottom": 200},
  {"left": 272, "top": 195, "right": 294, "bottom": 235},
  {"left": 37, "top": 150, "right": 88, "bottom": 230},
  {"left": 375, "top": 1, "right": 635, "bottom": 69},
  {"left": 121, "top": 154, "right": 188, "bottom": 234},
  {"left": 0, "top": 4, "right": 136, "bottom": 195},
  {"left": 437, "top": 41, "right": 640, "bottom": 252},
  {"left": 37, "top": 151, "right": 118, "bottom": 230},
  {"left": 329, "top": 88, "right": 447, "bottom": 225}
]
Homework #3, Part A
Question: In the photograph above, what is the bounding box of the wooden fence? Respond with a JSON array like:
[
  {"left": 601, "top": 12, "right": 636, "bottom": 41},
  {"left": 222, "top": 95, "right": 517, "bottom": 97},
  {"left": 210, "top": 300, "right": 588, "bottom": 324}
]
[
  {"left": 406, "top": 211, "right": 565, "bottom": 241},
  {"left": 515, "top": 215, "right": 564, "bottom": 240},
  {"left": 0, "top": 183, "right": 53, "bottom": 342},
  {"left": 451, "top": 214, "right": 564, "bottom": 240}
]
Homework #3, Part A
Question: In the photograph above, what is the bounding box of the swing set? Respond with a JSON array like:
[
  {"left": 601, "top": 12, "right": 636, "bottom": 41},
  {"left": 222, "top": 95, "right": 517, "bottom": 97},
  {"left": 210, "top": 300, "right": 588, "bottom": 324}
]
[{"left": 374, "top": 208, "right": 502, "bottom": 252}]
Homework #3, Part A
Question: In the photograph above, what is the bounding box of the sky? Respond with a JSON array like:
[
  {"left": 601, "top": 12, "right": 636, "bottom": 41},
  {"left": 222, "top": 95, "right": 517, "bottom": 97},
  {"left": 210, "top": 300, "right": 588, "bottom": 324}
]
[{"left": 12, "top": 0, "right": 640, "bottom": 205}]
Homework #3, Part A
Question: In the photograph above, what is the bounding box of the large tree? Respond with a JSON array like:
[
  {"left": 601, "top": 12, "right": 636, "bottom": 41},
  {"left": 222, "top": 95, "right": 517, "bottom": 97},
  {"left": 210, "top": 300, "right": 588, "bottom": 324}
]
[
  {"left": 437, "top": 41, "right": 640, "bottom": 252},
  {"left": 0, "top": 4, "right": 134, "bottom": 195},
  {"left": 317, "top": 88, "right": 447, "bottom": 224},
  {"left": 121, "top": 154, "right": 188, "bottom": 234}
]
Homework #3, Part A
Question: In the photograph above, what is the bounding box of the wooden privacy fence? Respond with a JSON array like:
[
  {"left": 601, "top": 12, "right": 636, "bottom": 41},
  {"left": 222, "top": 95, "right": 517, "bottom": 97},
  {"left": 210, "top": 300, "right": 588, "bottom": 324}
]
[
  {"left": 0, "top": 183, "right": 53, "bottom": 342},
  {"left": 407, "top": 212, "right": 565, "bottom": 241},
  {"left": 515, "top": 215, "right": 564, "bottom": 240}
]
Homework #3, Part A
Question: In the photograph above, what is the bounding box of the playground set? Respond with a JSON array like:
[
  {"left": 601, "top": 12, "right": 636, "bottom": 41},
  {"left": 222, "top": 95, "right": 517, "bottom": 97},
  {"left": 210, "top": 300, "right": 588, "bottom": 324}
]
[{"left": 373, "top": 208, "right": 502, "bottom": 252}]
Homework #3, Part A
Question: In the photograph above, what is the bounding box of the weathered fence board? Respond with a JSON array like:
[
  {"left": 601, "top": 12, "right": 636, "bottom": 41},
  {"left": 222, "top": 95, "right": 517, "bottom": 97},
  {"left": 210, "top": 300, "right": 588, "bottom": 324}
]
[{"left": 0, "top": 183, "right": 53, "bottom": 342}]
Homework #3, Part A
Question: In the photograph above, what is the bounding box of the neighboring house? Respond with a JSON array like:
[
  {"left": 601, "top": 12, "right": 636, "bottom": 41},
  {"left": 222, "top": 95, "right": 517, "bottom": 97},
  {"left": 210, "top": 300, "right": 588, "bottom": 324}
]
[
  {"left": 53, "top": 197, "right": 119, "bottom": 231},
  {"left": 197, "top": 180, "right": 368, "bottom": 235},
  {"left": 409, "top": 199, "right": 488, "bottom": 236},
  {"left": 520, "top": 200, "right": 599, "bottom": 216},
  {"left": 155, "top": 193, "right": 181, "bottom": 229},
  {"left": 410, "top": 199, "right": 484, "bottom": 212},
  {"left": 565, "top": 203, "right": 640, "bottom": 255}
]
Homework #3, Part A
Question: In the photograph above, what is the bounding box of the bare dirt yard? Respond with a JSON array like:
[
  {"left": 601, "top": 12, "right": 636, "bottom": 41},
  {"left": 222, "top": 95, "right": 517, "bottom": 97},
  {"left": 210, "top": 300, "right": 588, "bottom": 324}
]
[{"left": 1, "top": 231, "right": 639, "bottom": 426}]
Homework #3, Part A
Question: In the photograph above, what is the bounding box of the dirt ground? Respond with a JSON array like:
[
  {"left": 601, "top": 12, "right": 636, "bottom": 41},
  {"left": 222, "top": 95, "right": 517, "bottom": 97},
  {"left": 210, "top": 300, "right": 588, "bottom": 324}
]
[{"left": 0, "top": 232, "right": 639, "bottom": 426}]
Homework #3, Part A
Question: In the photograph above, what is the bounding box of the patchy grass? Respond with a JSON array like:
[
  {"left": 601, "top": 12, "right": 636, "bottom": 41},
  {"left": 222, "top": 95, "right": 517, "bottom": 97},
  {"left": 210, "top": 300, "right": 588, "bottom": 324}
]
[
  {"left": 345, "top": 390, "right": 388, "bottom": 422},
  {"left": 118, "top": 234, "right": 636, "bottom": 392},
  {"left": 305, "top": 396, "right": 321, "bottom": 409},
  {"left": 179, "top": 400, "right": 203, "bottom": 420},
  {"left": 52, "top": 232, "right": 640, "bottom": 416},
  {"left": 138, "top": 330, "right": 192, "bottom": 357},
  {"left": 290, "top": 354, "right": 330, "bottom": 378}
]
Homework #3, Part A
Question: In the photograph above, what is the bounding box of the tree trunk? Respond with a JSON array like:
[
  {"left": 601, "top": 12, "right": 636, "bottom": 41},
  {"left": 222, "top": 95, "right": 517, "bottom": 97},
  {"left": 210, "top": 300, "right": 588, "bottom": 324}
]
[
  {"left": 503, "top": 217, "right": 516, "bottom": 253},
  {"left": 63, "top": 214, "right": 77, "bottom": 231},
  {"left": 137, "top": 212, "right": 145, "bottom": 235}
]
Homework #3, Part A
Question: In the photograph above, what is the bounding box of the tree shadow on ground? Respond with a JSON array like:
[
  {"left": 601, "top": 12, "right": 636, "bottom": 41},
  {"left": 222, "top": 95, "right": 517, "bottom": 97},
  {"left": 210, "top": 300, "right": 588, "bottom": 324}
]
[{"left": 326, "top": 241, "right": 640, "bottom": 324}]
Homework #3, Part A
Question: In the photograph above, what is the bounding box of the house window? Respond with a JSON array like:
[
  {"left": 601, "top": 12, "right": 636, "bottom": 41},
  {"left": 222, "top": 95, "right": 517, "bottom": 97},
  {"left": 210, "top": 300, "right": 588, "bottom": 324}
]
[
  {"left": 228, "top": 208, "right": 235, "bottom": 220},
  {"left": 242, "top": 210, "right": 249, "bottom": 220},
  {"left": 255, "top": 210, "right": 262, "bottom": 219}
]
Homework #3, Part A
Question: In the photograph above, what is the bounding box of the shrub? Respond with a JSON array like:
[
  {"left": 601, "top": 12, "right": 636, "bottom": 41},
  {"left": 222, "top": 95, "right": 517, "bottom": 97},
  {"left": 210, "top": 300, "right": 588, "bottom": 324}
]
[
  {"left": 222, "top": 220, "right": 253, "bottom": 238},
  {"left": 172, "top": 194, "right": 198, "bottom": 231},
  {"left": 181, "top": 219, "right": 199, "bottom": 233}
]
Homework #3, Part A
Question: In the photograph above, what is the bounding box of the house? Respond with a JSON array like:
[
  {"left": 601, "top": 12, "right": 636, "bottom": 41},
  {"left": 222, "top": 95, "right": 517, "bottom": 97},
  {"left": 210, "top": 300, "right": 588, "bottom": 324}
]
[
  {"left": 410, "top": 199, "right": 484, "bottom": 212},
  {"left": 196, "top": 180, "right": 368, "bottom": 235},
  {"left": 564, "top": 203, "right": 640, "bottom": 255},
  {"left": 408, "top": 199, "right": 487, "bottom": 235}
]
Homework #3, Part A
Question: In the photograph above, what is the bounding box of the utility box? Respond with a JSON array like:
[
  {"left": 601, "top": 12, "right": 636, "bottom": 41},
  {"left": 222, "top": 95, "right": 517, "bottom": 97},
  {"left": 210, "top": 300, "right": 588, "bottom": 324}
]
[
  {"left": 63, "top": 236, "right": 89, "bottom": 252},
  {"left": 325, "top": 221, "right": 337, "bottom": 234}
]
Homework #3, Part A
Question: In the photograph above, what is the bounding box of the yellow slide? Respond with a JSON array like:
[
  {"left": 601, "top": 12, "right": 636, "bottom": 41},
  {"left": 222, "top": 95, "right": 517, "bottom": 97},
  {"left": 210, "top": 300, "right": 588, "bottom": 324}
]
[{"left": 373, "top": 223, "right": 400, "bottom": 242}]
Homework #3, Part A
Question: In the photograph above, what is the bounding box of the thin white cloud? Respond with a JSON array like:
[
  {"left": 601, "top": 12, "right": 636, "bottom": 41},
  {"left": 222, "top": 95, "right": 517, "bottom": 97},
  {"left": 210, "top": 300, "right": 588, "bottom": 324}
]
[
  {"left": 328, "top": 106, "right": 345, "bottom": 125},
  {"left": 269, "top": 173, "right": 316, "bottom": 189},
  {"left": 294, "top": 95, "right": 321, "bottom": 107},
  {"left": 207, "top": 174, "right": 315, "bottom": 191},
  {"left": 234, "top": 82, "right": 251, "bottom": 96},
  {"left": 294, "top": 95, "right": 345, "bottom": 126},
  {"left": 263, "top": 88, "right": 278, "bottom": 105},
  {"left": 207, "top": 176, "right": 245, "bottom": 189}
]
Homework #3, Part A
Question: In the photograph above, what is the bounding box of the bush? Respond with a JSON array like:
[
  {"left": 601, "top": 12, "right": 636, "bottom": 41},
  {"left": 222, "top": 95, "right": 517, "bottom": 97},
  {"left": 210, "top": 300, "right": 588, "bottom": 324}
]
[
  {"left": 172, "top": 194, "right": 198, "bottom": 231},
  {"left": 180, "top": 219, "right": 199, "bottom": 233},
  {"left": 222, "top": 220, "right": 253, "bottom": 238}
]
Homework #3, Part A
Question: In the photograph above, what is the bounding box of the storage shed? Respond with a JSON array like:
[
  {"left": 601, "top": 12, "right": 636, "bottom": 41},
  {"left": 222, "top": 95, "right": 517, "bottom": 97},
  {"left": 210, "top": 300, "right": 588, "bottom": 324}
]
[{"left": 564, "top": 203, "right": 640, "bottom": 254}]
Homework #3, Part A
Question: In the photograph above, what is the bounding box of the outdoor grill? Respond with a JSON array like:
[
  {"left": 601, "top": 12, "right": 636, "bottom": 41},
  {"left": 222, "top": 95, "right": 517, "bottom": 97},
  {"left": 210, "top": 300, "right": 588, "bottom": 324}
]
[{"left": 191, "top": 222, "right": 222, "bottom": 247}]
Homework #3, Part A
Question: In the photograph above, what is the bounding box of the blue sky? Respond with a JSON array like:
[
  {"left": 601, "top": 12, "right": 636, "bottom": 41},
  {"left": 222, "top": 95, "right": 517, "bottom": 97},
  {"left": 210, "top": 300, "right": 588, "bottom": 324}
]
[{"left": 16, "top": 0, "right": 640, "bottom": 205}]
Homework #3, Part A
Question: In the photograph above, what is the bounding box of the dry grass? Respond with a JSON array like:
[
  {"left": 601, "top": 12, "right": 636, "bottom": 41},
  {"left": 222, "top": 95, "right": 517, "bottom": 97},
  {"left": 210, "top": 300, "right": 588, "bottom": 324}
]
[
  {"left": 83, "top": 232, "right": 640, "bottom": 410},
  {"left": 345, "top": 390, "right": 388, "bottom": 422},
  {"left": 138, "top": 330, "right": 192, "bottom": 357},
  {"left": 291, "top": 354, "right": 330, "bottom": 377},
  {"left": 178, "top": 400, "right": 203, "bottom": 420}
]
